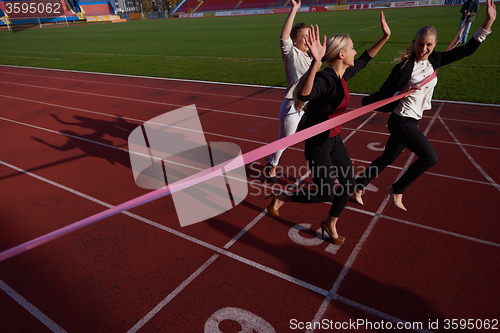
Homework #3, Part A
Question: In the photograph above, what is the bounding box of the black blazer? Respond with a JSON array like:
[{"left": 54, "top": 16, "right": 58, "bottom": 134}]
[
  {"left": 362, "top": 38, "right": 482, "bottom": 112},
  {"left": 298, "top": 50, "right": 373, "bottom": 145}
]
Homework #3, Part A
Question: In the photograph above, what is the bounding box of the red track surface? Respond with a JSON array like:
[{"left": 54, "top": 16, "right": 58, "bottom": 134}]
[{"left": 0, "top": 65, "right": 499, "bottom": 333}]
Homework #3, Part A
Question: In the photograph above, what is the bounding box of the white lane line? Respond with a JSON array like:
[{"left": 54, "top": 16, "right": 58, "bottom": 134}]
[
  {"left": 0, "top": 97, "right": 288, "bottom": 150},
  {"left": 129, "top": 194, "right": 271, "bottom": 330},
  {"left": 3, "top": 107, "right": 496, "bottom": 247},
  {"left": 0, "top": 70, "right": 283, "bottom": 103},
  {"left": 1, "top": 92, "right": 498, "bottom": 151},
  {"left": 225, "top": 112, "right": 388, "bottom": 259},
  {"left": 126, "top": 254, "right": 220, "bottom": 333},
  {"left": 336, "top": 295, "right": 434, "bottom": 333},
  {"left": 0, "top": 113, "right": 496, "bottom": 189},
  {"left": 1, "top": 65, "right": 498, "bottom": 332},
  {"left": 0, "top": 279, "right": 68, "bottom": 333},
  {"left": 0, "top": 159, "right": 329, "bottom": 295},
  {"left": 1, "top": 64, "right": 498, "bottom": 107},
  {"left": 0, "top": 159, "right": 427, "bottom": 333},
  {"left": 223, "top": 211, "right": 268, "bottom": 249},
  {"left": 342, "top": 205, "right": 499, "bottom": 248},
  {"left": 1, "top": 112, "right": 493, "bottom": 188},
  {"left": 438, "top": 115, "right": 500, "bottom": 192},
  {"left": 343, "top": 122, "right": 500, "bottom": 150},
  {"left": 0, "top": 81, "right": 279, "bottom": 120},
  {"left": 343, "top": 112, "right": 378, "bottom": 142},
  {"left": 1, "top": 158, "right": 428, "bottom": 332},
  {"left": 0, "top": 64, "right": 288, "bottom": 92},
  {"left": 344, "top": 127, "right": 500, "bottom": 151},
  {"left": 423, "top": 114, "right": 500, "bottom": 125}
]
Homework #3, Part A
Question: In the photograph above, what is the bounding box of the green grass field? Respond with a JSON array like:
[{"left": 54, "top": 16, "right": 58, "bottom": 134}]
[{"left": 1, "top": 5, "right": 499, "bottom": 103}]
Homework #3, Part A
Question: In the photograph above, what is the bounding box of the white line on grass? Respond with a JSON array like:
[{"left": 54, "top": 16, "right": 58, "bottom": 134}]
[
  {"left": 0, "top": 50, "right": 281, "bottom": 62},
  {"left": 0, "top": 55, "right": 60, "bottom": 61},
  {"left": 359, "top": 8, "right": 443, "bottom": 31}
]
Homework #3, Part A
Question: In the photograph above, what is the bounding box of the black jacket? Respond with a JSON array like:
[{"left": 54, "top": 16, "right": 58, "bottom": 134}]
[
  {"left": 298, "top": 50, "right": 373, "bottom": 145},
  {"left": 362, "top": 38, "right": 482, "bottom": 112}
]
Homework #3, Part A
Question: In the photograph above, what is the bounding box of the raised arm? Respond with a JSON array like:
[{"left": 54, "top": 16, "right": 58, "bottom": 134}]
[
  {"left": 298, "top": 25, "right": 326, "bottom": 97},
  {"left": 281, "top": 0, "right": 301, "bottom": 40},
  {"left": 366, "top": 11, "right": 391, "bottom": 58},
  {"left": 482, "top": 0, "right": 496, "bottom": 31}
]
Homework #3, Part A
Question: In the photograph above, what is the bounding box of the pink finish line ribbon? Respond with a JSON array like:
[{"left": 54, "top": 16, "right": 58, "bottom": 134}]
[
  {"left": 0, "top": 72, "right": 438, "bottom": 263},
  {"left": 2, "top": 23, "right": 465, "bottom": 262}
]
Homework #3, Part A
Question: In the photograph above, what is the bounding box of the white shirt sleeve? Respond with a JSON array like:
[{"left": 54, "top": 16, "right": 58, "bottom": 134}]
[
  {"left": 281, "top": 37, "right": 294, "bottom": 57},
  {"left": 281, "top": 37, "right": 312, "bottom": 99},
  {"left": 473, "top": 27, "right": 492, "bottom": 43}
]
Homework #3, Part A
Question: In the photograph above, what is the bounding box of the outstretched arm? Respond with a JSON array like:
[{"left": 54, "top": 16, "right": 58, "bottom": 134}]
[
  {"left": 281, "top": 0, "right": 301, "bottom": 40},
  {"left": 366, "top": 11, "right": 391, "bottom": 58},
  {"left": 482, "top": 0, "right": 496, "bottom": 31},
  {"left": 298, "top": 25, "right": 326, "bottom": 97}
]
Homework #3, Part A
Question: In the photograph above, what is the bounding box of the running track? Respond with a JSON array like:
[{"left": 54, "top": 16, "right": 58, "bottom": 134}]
[{"left": 0, "top": 65, "right": 499, "bottom": 333}]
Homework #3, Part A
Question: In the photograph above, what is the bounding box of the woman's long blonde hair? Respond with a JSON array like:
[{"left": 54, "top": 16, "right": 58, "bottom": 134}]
[
  {"left": 294, "top": 34, "right": 350, "bottom": 111},
  {"left": 396, "top": 25, "right": 437, "bottom": 67}
]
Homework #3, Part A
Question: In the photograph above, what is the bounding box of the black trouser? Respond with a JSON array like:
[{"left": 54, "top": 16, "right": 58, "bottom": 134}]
[
  {"left": 356, "top": 112, "right": 438, "bottom": 194},
  {"left": 291, "top": 134, "right": 355, "bottom": 217}
]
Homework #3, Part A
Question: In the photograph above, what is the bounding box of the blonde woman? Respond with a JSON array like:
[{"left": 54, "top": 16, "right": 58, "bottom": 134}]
[
  {"left": 266, "top": 12, "right": 391, "bottom": 245},
  {"left": 265, "top": 0, "right": 311, "bottom": 183},
  {"left": 354, "top": 0, "right": 496, "bottom": 211}
]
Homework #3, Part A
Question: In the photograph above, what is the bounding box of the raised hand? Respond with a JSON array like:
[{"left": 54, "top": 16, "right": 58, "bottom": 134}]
[
  {"left": 366, "top": 11, "right": 391, "bottom": 58},
  {"left": 305, "top": 24, "right": 326, "bottom": 62},
  {"left": 281, "top": 0, "right": 302, "bottom": 40},
  {"left": 291, "top": 0, "right": 301, "bottom": 9},
  {"left": 380, "top": 11, "right": 391, "bottom": 39},
  {"left": 482, "top": 0, "right": 496, "bottom": 31}
]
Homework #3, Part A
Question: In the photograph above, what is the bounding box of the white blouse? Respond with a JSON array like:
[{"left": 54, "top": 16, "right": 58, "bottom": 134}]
[
  {"left": 281, "top": 37, "right": 312, "bottom": 99},
  {"left": 394, "top": 59, "right": 437, "bottom": 120}
]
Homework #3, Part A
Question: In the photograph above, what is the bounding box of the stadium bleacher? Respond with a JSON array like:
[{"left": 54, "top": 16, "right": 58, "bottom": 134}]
[
  {"left": 177, "top": 0, "right": 342, "bottom": 13},
  {"left": 79, "top": 1, "right": 115, "bottom": 15}
]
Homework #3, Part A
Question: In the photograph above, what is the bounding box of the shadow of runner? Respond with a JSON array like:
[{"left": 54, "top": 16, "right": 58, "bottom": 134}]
[{"left": 0, "top": 115, "right": 139, "bottom": 181}]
